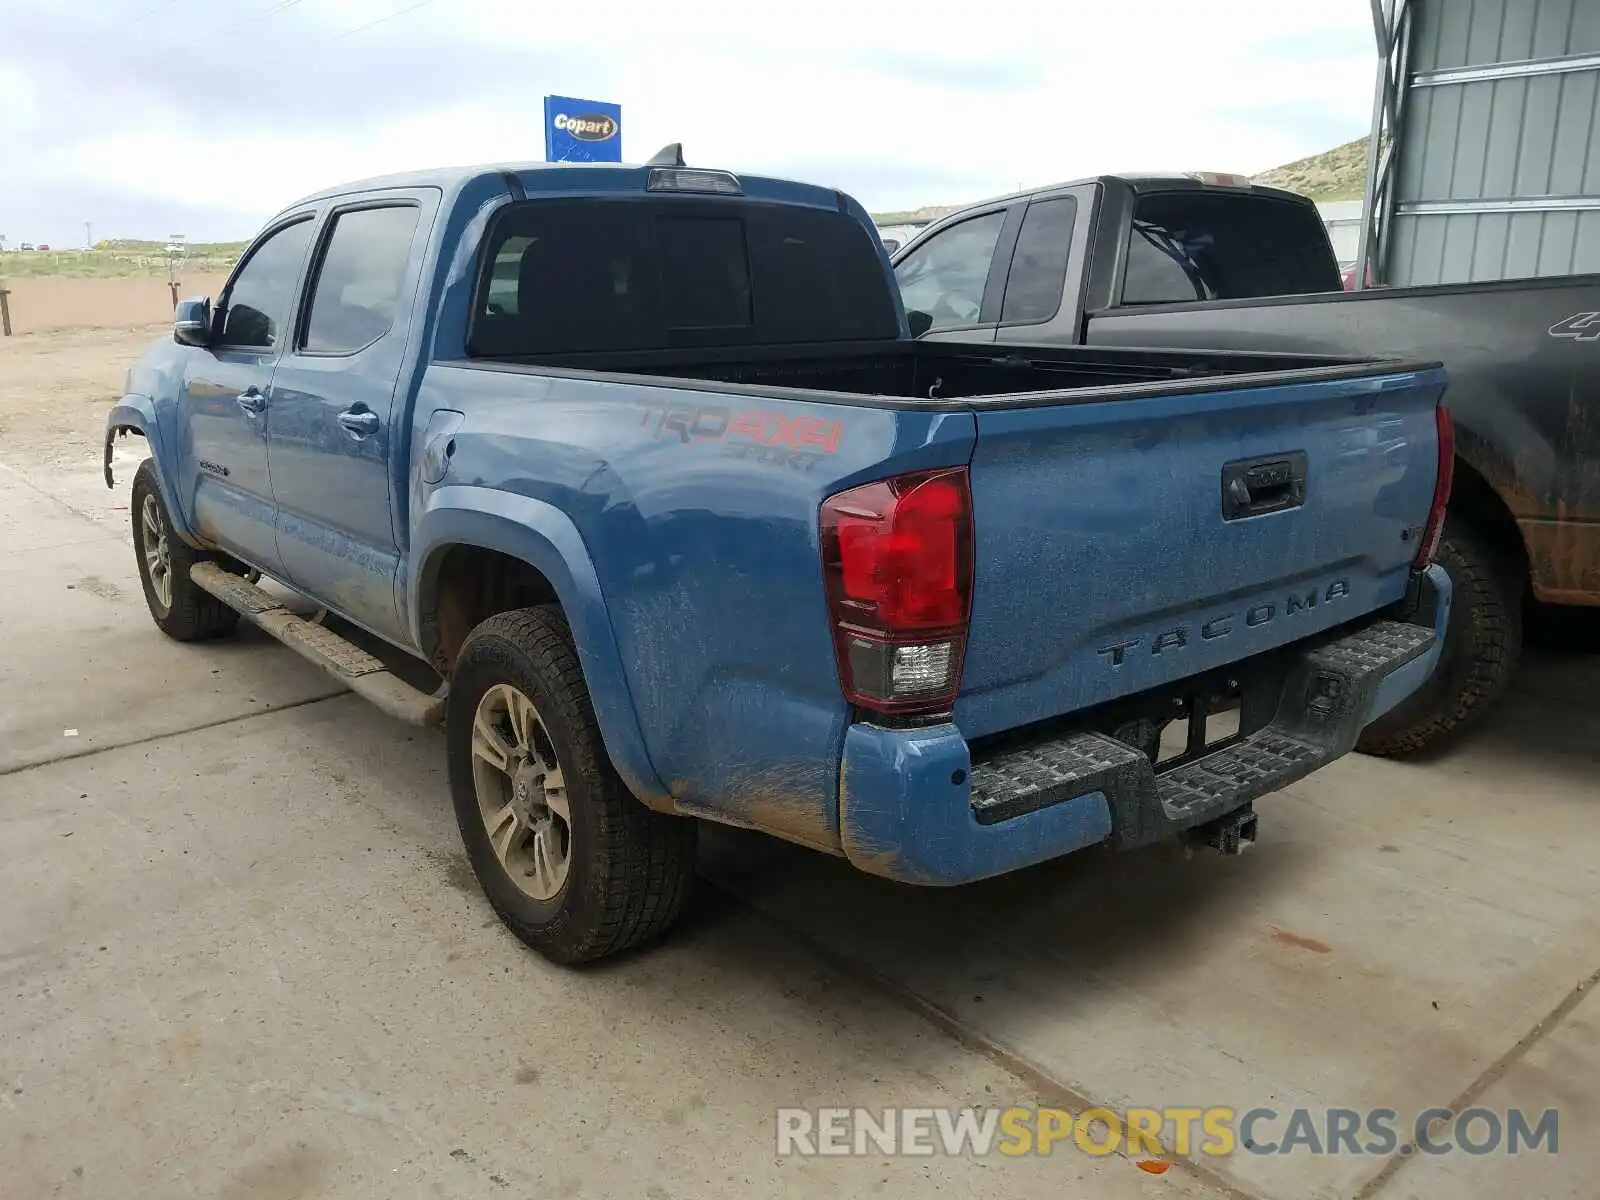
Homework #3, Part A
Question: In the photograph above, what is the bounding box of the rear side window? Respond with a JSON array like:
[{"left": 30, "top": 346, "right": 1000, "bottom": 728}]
[
  {"left": 1119, "top": 191, "right": 1342, "bottom": 307},
  {"left": 467, "top": 198, "right": 898, "bottom": 356},
  {"left": 999, "top": 197, "right": 1077, "bottom": 324},
  {"left": 303, "top": 205, "right": 420, "bottom": 354}
]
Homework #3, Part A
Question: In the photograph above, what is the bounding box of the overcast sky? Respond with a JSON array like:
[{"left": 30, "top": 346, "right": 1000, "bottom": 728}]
[{"left": 0, "top": 0, "right": 1377, "bottom": 246}]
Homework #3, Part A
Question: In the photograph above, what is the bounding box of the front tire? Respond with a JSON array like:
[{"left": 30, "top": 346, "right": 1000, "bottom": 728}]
[
  {"left": 130, "top": 459, "right": 240, "bottom": 642},
  {"left": 1356, "top": 517, "right": 1523, "bottom": 758},
  {"left": 446, "top": 606, "right": 697, "bottom": 964}
]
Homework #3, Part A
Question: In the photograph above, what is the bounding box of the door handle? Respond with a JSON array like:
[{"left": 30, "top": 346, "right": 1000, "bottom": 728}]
[
  {"left": 236, "top": 389, "right": 267, "bottom": 416},
  {"left": 1221, "top": 451, "right": 1308, "bottom": 521},
  {"left": 337, "top": 408, "right": 381, "bottom": 437}
]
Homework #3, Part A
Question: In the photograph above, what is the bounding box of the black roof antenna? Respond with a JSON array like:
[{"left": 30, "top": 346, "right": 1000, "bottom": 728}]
[{"left": 645, "top": 143, "right": 685, "bottom": 167}]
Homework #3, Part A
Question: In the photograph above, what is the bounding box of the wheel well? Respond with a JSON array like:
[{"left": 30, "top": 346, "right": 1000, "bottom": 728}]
[
  {"left": 426, "top": 545, "right": 560, "bottom": 674},
  {"left": 1448, "top": 456, "right": 1528, "bottom": 578}
]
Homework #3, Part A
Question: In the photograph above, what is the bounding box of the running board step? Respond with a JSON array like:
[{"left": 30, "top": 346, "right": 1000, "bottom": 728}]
[{"left": 190, "top": 562, "right": 446, "bottom": 727}]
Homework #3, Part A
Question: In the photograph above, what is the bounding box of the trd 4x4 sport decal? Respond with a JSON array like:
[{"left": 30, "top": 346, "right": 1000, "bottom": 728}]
[
  {"left": 636, "top": 399, "right": 845, "bottom": 474},
  {"left": 1549, "top": 312, "right": 1600, "bottom": 342}
]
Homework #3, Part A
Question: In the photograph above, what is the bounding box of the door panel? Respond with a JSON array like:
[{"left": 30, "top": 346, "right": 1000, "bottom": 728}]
[
  {"left": 183, "top": 215, "right": 316, "bottom": 573},
  {"left": 266, "top": 196, "right": 431, "bottom": 642},
  {"left": 183, "top": 355, "right": 278, "bottom": 567}
]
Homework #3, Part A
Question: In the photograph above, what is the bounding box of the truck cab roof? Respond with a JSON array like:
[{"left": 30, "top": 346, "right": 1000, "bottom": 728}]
[
  {"left": 282, "top": 160, "right": 854, "bottom": 218},
  {"left": 1109, "top": 173, "right": 1311, "bottom": 201},
  {"left": 916, "top": 173, "right": 1315, "bottom": 224}
]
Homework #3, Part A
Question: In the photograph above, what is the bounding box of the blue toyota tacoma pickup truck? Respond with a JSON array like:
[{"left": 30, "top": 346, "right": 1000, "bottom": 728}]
[{"left": 106, "top": 150, "right": 1454, "bottom": 963}]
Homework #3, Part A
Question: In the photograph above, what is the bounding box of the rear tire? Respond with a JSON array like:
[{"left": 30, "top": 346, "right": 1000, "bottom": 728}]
[
  {"left": 446, "top": 606, "right": 697, "bottom": 964},
  {"left": 131, "top": 459, "right": 241, "bottom": 642},
  {"left": 1356, "top": 517, "right": 1522, "bottom": 758}
]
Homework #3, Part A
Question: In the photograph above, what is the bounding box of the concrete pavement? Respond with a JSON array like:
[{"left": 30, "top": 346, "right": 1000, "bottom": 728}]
[
  {"left": 697, "top": 696, "right": 1600, "bottom": 1200},
  {"left": 0, "top": 458, "right": 344, "bottom": 775},
  {"left": 3, "top": 449, "right": 1596, "bottom": 1200},
  {"left": 0, "top": 457, "right": 1216, "bottom": 1199}
]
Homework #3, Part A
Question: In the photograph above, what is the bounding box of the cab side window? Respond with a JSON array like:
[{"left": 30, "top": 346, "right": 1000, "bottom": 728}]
[
  {"left": 999, "top": 197, "right": 1076, "bottom": 325},
  {"left": 892, "top": 211, "right": 1006, "bottom": 332},
  {"left": 218, "top": 219, "right": 314, "bottom": 349},
  {"left": 302, "top": 206, "right": 421, "bottom": 354}
]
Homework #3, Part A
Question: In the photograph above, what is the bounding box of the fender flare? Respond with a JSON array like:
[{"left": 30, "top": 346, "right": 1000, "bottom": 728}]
[
  {"left": 409, "top": 486, "right": 671, "bottom": 808},
  {"left": 104, "top": 397, "right": 204, "bottom": 547}
]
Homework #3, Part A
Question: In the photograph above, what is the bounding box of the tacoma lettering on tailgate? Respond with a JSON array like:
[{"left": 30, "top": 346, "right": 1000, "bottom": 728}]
[{"left": 1097, "top": 579, "right": 1351, "bottom": 667}]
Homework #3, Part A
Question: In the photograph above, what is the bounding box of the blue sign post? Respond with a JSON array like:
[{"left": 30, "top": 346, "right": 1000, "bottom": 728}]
[{"left": 543, "top": 95, "right": 623, "bottom": 163}]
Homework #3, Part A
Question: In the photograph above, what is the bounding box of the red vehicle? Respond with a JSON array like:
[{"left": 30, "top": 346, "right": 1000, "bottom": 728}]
[{"left": 1340, "top": 261, "right": 1376, "bottom": 290}]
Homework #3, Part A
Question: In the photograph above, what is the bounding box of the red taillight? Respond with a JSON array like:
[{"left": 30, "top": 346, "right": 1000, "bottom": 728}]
[
  {"left": 820, "top": 466, "right": 974, "bottom": 717},
  {"left": 1415, "top": 403, "right": 1454, "bottom": 569}
]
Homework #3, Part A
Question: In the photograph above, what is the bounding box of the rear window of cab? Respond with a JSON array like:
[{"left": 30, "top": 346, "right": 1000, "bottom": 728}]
[{"left": 467, "top": 198, "right": 900, "bottom": 357}]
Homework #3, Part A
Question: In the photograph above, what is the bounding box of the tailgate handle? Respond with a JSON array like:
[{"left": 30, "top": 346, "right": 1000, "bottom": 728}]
[{"left": 1221, "top": 452, "right": 1307, "bottom": 520}]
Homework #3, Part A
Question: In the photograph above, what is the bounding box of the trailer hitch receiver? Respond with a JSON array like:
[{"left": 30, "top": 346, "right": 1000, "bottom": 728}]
[{"left": 1187, "top": 804, "right": 1258, "bottom": 855}]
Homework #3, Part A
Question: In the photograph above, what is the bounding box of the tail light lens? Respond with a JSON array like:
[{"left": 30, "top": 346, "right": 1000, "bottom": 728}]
[
  {"left": 1415, "top": 403, "right": 1454, "bottom": 569},
  {"left": 820, "top": 466, "right": 974, "bottom": 718}
]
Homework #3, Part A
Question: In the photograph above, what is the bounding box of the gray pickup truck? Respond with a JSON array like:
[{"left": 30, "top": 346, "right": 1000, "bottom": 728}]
[{"left": 891, "top": 173, "right": 1600, "bottom": 756}]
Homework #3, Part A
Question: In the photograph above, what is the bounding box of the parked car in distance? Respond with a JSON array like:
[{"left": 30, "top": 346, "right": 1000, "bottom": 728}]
[
  {"left": 876, "top": 222, "right": 928, "bottom": 254},
  {"left": 891, "top": 172, "right": 1599, "bottom": 756},
  {"left": 107, "top": 156, "right": 1452, "bottom": 963}
]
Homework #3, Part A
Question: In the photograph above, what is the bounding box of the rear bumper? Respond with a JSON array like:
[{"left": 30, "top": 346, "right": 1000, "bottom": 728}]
[{"left": 838, "top": 564, "right": 1452, "bottom": 885}]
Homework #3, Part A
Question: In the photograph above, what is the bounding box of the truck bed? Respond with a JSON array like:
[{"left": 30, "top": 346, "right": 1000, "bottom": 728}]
[{"left": 466, "top": 339, "right": 1417, "bottom": 406}]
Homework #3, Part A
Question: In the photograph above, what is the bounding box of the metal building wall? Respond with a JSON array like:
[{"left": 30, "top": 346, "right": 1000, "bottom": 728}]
[
  {"left": 1317, "top": 200, "right": 1366, "bottom": 263},
  {"left": 1381, "top": 0, "right": 1600, "bottom": 286}
]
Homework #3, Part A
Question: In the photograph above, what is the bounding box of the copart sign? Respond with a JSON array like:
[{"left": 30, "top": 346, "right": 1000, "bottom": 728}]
[{"left": 543, "top": 94, "right": 623, "bottom": 164}]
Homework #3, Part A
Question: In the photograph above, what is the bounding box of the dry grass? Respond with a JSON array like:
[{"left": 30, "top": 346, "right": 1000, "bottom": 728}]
[
  {"left": 870, "top": 138, "right": 1378, "bottom": 222},
  {"left": 0, "top": 248, "right": 241, "bottom": 280}
]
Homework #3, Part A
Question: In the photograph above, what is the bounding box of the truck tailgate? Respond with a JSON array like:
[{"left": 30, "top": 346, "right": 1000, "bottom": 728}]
[{"left": 955, "top": 366, "right": 1447, "bottom": 740}]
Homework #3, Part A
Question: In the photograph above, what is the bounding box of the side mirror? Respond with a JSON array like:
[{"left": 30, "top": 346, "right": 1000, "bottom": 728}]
[
  {"left": 173, "top": 297, "right": 213, "bottom": 347},
  {"left": 907, "top": 309, "right": 934, "bottom": 338}
]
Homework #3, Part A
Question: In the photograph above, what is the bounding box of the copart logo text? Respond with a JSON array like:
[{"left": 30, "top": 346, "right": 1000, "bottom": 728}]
[{"left": 554, "top": 113, "right": 618, "bottom": 141}]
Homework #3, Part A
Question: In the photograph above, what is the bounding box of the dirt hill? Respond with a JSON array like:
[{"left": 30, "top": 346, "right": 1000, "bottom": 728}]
[
  {"left": 874, "top": 138, "right": 1377, "bottom": 224},
  {"left": 1251, "top": 137, "right": 1372, "bottom": 201}
]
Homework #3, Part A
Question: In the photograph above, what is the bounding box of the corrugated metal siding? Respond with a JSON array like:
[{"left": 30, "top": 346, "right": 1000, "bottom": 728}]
[{"left": 1387, "top": 0, "right": 1600, "bottom": 284}]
